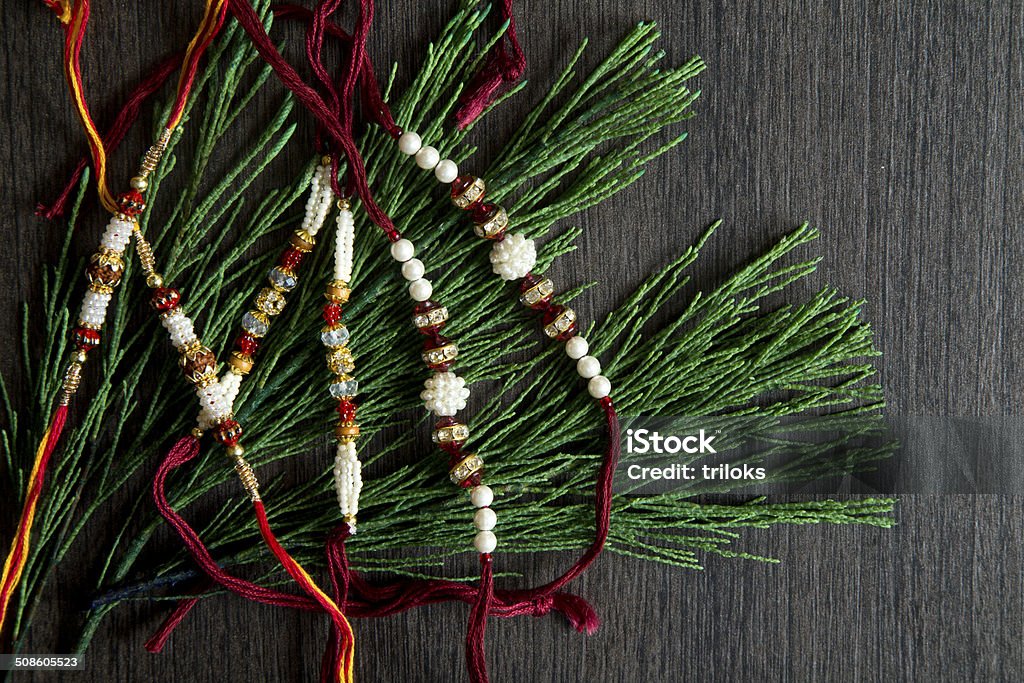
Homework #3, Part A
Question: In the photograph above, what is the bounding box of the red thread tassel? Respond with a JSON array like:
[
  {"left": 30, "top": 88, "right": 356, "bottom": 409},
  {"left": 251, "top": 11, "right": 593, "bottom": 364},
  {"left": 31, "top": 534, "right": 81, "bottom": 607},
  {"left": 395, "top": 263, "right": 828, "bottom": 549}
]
[
  {"left": 454, "top": 0, "right": 525, "bottom": 129},
  {"left": 466, "top": 554, "right": 495, "bottom": 683}
]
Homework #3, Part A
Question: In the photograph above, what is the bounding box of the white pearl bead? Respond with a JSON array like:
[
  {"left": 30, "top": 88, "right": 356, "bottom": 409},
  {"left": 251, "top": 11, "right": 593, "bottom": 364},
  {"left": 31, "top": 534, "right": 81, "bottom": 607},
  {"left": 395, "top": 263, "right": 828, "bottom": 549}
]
[
  {"left": 390, "top": 238, "right": 415, "bottom": 262},
  {"left": 565, "top": 336, "right": 589, "bottom": 360},
  {"left": 409, "top": 278, "right": 433, "bottom": 301},
  {"left": 588, "top": 375, "right": 611, "bottom": 399},
  {"left": 474, "top": 507, "right": 497, "bottom": 531},
  {"left": 434, "top": 159, "right": 458, "bottom": 183},
  {"left": 398, "top": 131, "right": 422, "bottom": 155},
  {"left": 401, "top": 258, "right": 425, "bottom": 281},
  {"left": 474, "top": 530, "right": 497, "bottom": 554},
  {"left": 470, "top": 485, "right": 494, "bottom": 508},
  {"left": 415, "top": 146, "right": 440, "bottom": 170},
  {"left": 577, "top": 356, "right": 601, "bottom": 379}
]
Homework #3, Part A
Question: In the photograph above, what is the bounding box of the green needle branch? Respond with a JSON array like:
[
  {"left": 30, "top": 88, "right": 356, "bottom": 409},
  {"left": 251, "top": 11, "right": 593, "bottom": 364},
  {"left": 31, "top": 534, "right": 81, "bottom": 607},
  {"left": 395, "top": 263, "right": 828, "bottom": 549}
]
[{"left": 0, "top": 0, "right": 893, "bottom": 657}]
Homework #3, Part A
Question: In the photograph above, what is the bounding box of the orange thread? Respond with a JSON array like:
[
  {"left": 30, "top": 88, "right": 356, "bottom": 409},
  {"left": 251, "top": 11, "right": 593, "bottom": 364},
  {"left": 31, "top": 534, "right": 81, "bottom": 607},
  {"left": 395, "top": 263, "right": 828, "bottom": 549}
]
[
  {"left": 0, "top": 406, "right": 69, "bottom": 637},
  {"left": 254, "top": 501, "right": 355, "bottom": 682},
  {"left": 59, "top": 0, "right": 228, "bottom": 212}
]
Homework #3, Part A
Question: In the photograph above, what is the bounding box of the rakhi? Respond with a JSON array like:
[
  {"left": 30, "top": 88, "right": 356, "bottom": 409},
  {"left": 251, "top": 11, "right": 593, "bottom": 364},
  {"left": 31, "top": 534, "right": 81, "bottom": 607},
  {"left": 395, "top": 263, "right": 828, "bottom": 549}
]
[
  {"left": 0, "top": 0, "right": 227, "bottom": 638},
  {"left": 20, "top": 0, "right": 360, "bottom": 677},
  {"left": 223, "top": 2, "right": 622, "bottom": 681},
  {"left": 146, "top": 160, "right": 361, "bottom": 680}
]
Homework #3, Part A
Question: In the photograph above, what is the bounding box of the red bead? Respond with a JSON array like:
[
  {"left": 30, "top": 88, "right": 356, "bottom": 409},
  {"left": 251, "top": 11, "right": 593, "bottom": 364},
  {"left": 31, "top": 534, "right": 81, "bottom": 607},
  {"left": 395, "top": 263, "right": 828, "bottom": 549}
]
[
  {"left": 336, "top": 399, "right": 357, "bottom": 421},
  {"left": 423, "top": 335, "right": 457, "bottom": 371},
  {"left": 439, "top": 441, "right": 461, "bottom": 455},
  {"left": 470, "top": 202, "right": 500, "bottom": 224},
  {"left": 461, "top": 471, "right": 483, "bottom": 488},
  {"left": 323, "top": 302, "right": 343, "bottom": 324},
  {"left": 451, "top": 175, "right": 485, "bottom": 209},
  {"left": 413, "top": 300, "right": 448, "bottom": 334},
  {"left": 213, "top": 419, "right": 243, "bottom": 447},
  {"left": 451, "top": 175, "right": 475, "bottom": 195},
  {"left": 235, "top": 334, "right": 259, "bottom": 356},
  {"left": 542, "top": 304, "right": 578, "bottom": 341},
  {"left": 72, "top": 327, "right": 100, "bottom": 351},
  {"left": 117, "top": 190, "right": 146, "bottom": 217},
  {"left": 279, "top": 247, "right": 305, "bottom": 270},
  {"left": 150, "top": 287, "right": 181, "bottom": 312}
]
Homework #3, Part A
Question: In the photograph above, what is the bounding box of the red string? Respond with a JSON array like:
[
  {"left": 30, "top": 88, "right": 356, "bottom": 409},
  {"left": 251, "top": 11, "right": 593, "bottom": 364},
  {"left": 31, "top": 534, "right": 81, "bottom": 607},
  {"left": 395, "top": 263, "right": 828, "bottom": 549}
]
[
  {"left": 229, "top": 0, "right": 400, "bottom": 241},
  {"left": 0, "top": 405, "right": 69, "bottom": 636},
  {"left": 453, "top": 0, "right": 525, "bottom": 129},
  {"left": 151, "top": 435, "right": 317, "bottom": 612},
  {"left": 149, "top": 398, "right": 617, "bottom": 674},
  {"left": 37, "top": 50, "right": 185, "bottom": 220},
  {"left": 466, "top": 553, "right": 495, "bottom": 683},
  {"left": 143, "top": 577, "right": 214, "bottom": 653}
]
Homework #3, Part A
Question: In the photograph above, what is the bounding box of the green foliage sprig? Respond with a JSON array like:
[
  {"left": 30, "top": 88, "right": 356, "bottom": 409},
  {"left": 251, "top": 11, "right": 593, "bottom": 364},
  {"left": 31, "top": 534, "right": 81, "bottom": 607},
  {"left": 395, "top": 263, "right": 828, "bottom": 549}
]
[{"left": 0, "top": 0, "right": 893, "bottom": 656}]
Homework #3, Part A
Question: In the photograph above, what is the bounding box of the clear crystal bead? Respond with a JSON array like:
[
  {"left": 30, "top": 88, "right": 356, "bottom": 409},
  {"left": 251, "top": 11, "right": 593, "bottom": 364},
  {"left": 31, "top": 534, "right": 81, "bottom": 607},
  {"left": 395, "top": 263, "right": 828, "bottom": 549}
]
[
  {"left": 329, "top": 378, "right": 359, "bottom": 399},
  {"left": 268, "top": 267, "right": 297, "bottom": 291},
  {"left": 321, "top": 325, "right": 350, "bottom": 348},
  {"left": 242, "top": 311, "right": 269, "bottom": 337}
]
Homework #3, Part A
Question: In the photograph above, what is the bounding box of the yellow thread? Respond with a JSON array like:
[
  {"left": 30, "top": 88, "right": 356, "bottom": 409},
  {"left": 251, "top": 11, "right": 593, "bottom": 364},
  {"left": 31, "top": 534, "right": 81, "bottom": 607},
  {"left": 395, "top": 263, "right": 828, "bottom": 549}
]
[{"left": 0, "top": 420, "right": 56, "bottom": 632}]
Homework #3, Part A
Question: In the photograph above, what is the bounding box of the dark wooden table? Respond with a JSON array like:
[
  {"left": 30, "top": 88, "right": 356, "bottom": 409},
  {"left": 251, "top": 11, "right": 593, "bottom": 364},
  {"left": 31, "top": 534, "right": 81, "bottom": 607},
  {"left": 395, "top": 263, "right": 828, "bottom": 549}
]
[{"left": 1, "top": 1, "right": 1022, "bottom": 680}]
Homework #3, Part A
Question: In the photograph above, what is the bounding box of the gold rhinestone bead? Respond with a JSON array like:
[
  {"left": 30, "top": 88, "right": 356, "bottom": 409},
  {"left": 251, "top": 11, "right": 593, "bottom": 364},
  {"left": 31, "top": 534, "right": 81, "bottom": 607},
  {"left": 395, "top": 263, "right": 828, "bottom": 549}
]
[
  {"left": 543, "top": 307, "right": 577, "bottom": 339},
  {"left": 451, "top": 176, "right": 486, "bottom": 209},
  {"left": 289, "top": 229, "right": 316, "bottom": 252},
  {"left": 413, "top": 305, "right": 449, "bottom": 330},
  {"left": 228, "top": 351, "right": 254, "bottom": 375},
  {"left": 520, "top": 277, "right": 554, "bottom": 307},
  {"left": 76, "top": 318, "right": 101, "bottom": 331},
  {"left": 449, "top": 454, "right": 484, "bottom": 486},
  {"left": 255, "top": 287, "right": 287, "bottom": 316},
  {"left": 422, "top": 343, "right": 458, "bottom": 368},
  {"left": 327, "top": 346, "right": 355, "bottom": 374},
  {"left": 473, "top": 206, "right": 509, "bottom": 240},
  {"left": 432, "top": 423, "right": 470, "bottom": 445},
  {"left": 88, "top": 282, "right": 114, "bottom": 295}
]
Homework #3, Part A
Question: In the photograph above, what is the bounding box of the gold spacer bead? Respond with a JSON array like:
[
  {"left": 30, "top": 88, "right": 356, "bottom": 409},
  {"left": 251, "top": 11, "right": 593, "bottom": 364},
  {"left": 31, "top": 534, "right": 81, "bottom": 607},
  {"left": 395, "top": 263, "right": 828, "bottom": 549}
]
[
  {"left": 325, "top": 280, "right": 351, "bottom": 304},
  {"left": 337, "top": 198, "right": 350, "bottom": 211},
  {"left": 289, "top": 229, "right": 315, "bottom": 252},
  {"left": 146, "top": 272, "right": 164, "bottom": 288},
  {"left": 227, "top": 351, "right": 254, "bottom": 375},
  {"left": 191, "top": 427, "right": 205, "bottom": 439},
  {"left": 130, "top": 176, "right": 149, "bottom": 191},
  {"left": 334, "top": 421, "right": 360, "bottom": 443},
  {"left": 321, "top": 154, "right": 332, "bottom": 165},
  {"left": 74, "top": 350, "right": 88, "bottom": 363},
  {"left": 227, "top": 443, "right": 245, "bottom": 457}
]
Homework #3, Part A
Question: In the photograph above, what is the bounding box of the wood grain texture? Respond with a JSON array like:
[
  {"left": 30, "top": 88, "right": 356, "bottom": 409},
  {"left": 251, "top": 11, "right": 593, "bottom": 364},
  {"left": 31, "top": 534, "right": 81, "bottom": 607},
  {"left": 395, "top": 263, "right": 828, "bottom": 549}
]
[{"left": 1, "top": 0, "right": 1022, "bottom": 680}]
